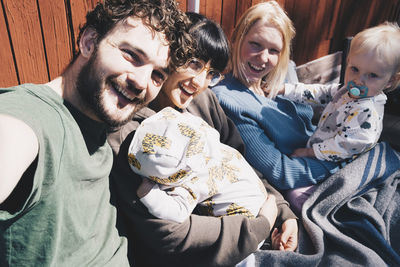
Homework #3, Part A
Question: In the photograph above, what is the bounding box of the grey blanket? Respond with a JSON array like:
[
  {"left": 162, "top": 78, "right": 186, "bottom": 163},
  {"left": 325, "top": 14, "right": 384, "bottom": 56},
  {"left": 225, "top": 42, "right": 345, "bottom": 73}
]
[{"left": 255, "top": 142, "right": 400, "bottom": 266}]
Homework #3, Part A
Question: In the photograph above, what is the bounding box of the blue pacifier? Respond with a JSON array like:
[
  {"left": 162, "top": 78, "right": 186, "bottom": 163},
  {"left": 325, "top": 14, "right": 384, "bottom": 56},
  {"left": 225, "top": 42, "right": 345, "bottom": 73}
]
[
  {"left": 347, "top": 81, "right": 368, "bottom": 97},
  {"left": 349, "top": 87, "right": 361, "bottom": 96}
]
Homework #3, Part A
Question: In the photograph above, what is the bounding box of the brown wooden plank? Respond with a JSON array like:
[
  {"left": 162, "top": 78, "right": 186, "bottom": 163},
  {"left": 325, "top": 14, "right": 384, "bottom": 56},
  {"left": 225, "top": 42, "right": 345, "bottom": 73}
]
[
  {"left": 305, "top": 0, "right": 336, "bottom": 61},
  {"left": 364, "top": 0, "right": 384, "bottom": 27},
  {"left": 276, "top": 0, "right": 286, "bottom": 7},
  {"left": 252, "top": 0, "right": 267, "bottom": 5},
  {"left": 328, "top": 0, "right": 370, "bottom": 54},
  {"left": 282, "top": 0, "right": 295, "bottom": 25},
  {"left": 288, "top": 0, "right": 336, "bottom": 64},
  {"left": 340, "top": 0, "right": 373, "bottom": 37},
  {"left": 288, "top": 0, "right": 315, "bottom": 64},
  {"left": 281, "top": 0, "right": 297, "bottom": 60},
  {"left": 38, "top": 0, "right": 73, "bottom": 79},
  {"left": 366, "top": 1, "right": 399, "bottom": 27},
  {"left": 385, "top": 0, "right": 400, "bottom": 23},
  {"left": 327, "top": 0, "right": 342, "bottom": 39},
  {"left": 2, "top": 0, "right": 399, "bottom": 89},
  {"left": 327, "top": 0, "right": 357, "bottom": 55},
  {"left": 221, "top": 0, "right": 237, "bottom": 40},
  {"left": 3, "top": 0, "right": 48, "bottom": 84},
  {"left": 235, "top": 0, "right": 252, "bottom": 23},
  {"left": 202, "top": 0, "right": 223, "bottom": 24},
  {"left": 199, "top": 0, "right": 206, "bottom": 16},
  {"left": 394, "top": 2, "right": 400, "bottom": 25},
  {"left": 176, "top": 0, "right": 187, "bottom": 12},
  {"left": 315, "top": 39, "right": 331, "bottom": 59},
  {"left": 0, "top": 0, "right": 18, "bottom": 87},
  {"left": 69, "top": 0, "right": 96, "bottom": 55},
  {"left": 315, "top": 0, "right": 335, "bottom": 40}
]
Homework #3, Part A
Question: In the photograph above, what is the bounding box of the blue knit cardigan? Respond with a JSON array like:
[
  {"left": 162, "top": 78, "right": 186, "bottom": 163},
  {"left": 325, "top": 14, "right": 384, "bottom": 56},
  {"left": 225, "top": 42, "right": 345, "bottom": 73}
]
[{"left": 212, "top": 74, "right": 340, "bottom": 190}]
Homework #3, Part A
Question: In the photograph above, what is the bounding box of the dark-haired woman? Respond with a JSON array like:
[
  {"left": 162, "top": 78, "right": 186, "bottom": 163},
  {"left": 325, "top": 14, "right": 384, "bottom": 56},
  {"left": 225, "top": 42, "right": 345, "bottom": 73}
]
[{"left": 108, "top": 12, "right": 297, "bottom": 267}]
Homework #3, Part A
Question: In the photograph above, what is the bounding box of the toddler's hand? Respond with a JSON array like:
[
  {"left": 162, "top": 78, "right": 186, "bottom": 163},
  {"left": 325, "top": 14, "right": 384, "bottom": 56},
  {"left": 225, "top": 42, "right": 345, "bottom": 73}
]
[
  {"left": 264, "top": 84, "right": 285, "bottom": 97},
  {"left": 271, "top": 218, "right": 298, "bottom": 251},
  {"left": 136, "top": 178, "right": 155, "bottom": 199},
  {"left": 259, "top": 195, "right": 277, "bottom": 232},
  {"left": 277, "top": 84, "right": 285, "bottom": 95},
  {"left": 291, "top": 147, "right": 315, "bottom": 158}
]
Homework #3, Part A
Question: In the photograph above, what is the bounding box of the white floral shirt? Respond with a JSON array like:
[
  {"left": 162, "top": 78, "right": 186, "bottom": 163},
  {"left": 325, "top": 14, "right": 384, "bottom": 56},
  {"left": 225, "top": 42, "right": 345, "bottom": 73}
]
[
  {"left": 284, "top": 83, "right": 386, "bottom": 162},
  {"left": 128, "top": 107, "right": 267, "bottom": 223}
]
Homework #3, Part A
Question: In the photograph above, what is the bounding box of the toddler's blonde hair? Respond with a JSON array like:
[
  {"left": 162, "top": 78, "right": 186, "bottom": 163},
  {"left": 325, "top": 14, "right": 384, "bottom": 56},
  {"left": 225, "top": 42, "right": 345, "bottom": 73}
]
[{"left": 350, "top": 21, "right": 400, "bottom": 91}]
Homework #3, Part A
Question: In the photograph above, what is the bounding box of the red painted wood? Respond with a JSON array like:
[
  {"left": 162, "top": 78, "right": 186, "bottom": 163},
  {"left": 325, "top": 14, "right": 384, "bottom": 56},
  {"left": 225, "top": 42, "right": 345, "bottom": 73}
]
[
  {"left": 3, "top": 0, "right": 48, "bottom": 84},
  {"left": 202, "top": 0, "right": 223, "bottom": 24},
  {"left": 235, "top": 0, "right": 252, "bottom": 24},
  {"left": 1, "top": 0, "right": 400, "bottom": 85},
  {"left": 69, "top": 0, "right": 96, "bottom": 55},
  {"left": 0, "top": 0, "right": 18, "bottom": 87},
  {"left": 221, "top": 0, "right": 237, "bottom": 39},
  {"left": 38, "top": 0, "right": 73, "bottom": 79},
  {"left": 176, "top": 0, "right": 187, "bottom": 12}
]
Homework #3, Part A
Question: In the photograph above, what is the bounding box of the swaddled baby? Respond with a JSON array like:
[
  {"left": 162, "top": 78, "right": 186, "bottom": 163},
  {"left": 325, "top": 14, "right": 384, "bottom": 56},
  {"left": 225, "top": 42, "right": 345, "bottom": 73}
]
[{"left": 128, "top": 107, "right": 268, "bottom": 223}]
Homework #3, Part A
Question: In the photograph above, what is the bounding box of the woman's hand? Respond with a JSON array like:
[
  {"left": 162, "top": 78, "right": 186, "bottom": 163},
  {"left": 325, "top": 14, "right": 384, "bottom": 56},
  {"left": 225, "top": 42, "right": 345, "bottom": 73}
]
[
  {"left": 259, "top": 194, "right": 278, "bottom": 232},
  {"left": 291, "top": 147, "right": 315, "bottom": 158},
  {"left": 136, "top": 178, "right": 155, "bottom": 199},
  {"left": 271, "top": 218, "right": 298, "bottom": 251}
]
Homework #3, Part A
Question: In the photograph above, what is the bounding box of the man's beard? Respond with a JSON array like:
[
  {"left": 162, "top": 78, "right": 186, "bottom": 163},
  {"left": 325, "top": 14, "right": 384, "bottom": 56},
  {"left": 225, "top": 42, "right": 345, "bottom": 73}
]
[{"left": 76, "top": 52, "right": 145, "bottom": 128}]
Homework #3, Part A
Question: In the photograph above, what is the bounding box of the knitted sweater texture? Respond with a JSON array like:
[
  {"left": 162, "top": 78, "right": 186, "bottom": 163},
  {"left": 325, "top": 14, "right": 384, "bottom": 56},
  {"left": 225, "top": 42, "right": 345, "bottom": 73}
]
[{"left": 212, "top": 74, "right": 340, "bottom": 189}]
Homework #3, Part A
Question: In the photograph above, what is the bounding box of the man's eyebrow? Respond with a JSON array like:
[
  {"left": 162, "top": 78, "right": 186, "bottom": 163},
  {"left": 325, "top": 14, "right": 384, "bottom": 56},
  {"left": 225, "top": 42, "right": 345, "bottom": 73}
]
[
  {"left": 130, "top": 45, "right": 148, "bottom": 59},
  {"left": 122, "top": 42, "right": 169, "bottom": 71}
]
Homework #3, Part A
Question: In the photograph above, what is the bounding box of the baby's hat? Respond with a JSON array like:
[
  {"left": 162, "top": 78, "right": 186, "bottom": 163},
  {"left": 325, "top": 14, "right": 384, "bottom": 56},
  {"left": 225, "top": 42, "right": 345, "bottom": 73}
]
[{"left": 128, "top": 107, "right": 217, "bottom": 186}]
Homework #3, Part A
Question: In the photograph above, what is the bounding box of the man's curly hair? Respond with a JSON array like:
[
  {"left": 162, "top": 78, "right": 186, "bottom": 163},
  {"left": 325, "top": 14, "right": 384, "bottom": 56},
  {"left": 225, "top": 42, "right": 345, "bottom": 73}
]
[{"left": 77, "top": 0, "right": 194, "bottom": 69}]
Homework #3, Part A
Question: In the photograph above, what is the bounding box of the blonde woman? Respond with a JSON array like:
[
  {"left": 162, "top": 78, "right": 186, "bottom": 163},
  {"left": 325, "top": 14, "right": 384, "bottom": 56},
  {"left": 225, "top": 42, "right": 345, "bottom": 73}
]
[{"left": 212, "top": 1, "right": 341, "bottom": 205}]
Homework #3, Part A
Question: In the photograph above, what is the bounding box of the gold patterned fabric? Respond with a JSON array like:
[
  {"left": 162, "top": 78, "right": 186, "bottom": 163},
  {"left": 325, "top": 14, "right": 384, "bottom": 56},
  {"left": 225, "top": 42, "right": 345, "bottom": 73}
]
[{"left": 128, "top": 107, "right": 267, "bottom": 223}]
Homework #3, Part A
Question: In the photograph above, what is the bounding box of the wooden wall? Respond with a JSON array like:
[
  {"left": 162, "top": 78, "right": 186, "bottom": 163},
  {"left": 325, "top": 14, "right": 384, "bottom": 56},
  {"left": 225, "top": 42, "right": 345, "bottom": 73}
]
[
  {"left": 1, "top": 0, "right": 399, "bottom": 87},
  {"left": 201, "top": 0, "right": 400, "bottom": 65}
]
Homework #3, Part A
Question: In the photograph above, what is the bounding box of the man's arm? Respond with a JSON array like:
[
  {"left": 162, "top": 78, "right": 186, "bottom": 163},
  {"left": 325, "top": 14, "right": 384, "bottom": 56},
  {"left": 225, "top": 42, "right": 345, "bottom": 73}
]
[{"left": 0, "top": 114, "right": 38, "bottom": 204}]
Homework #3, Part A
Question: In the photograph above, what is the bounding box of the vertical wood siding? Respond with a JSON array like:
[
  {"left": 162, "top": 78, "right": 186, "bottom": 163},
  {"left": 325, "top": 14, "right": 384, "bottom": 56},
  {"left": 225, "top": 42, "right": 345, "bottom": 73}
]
[
  {"left": 1, "top": 0, "right": 399, "bottom": 87},
  {"left": 0, "top": 1, "right": 18, "bottom": 86}
]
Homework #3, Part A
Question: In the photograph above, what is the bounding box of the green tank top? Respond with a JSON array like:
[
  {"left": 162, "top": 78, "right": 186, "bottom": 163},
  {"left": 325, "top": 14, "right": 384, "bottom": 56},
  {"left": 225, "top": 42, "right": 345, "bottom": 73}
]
[{"left": 0, "top": 84, "right": 128, "bottom": 266}]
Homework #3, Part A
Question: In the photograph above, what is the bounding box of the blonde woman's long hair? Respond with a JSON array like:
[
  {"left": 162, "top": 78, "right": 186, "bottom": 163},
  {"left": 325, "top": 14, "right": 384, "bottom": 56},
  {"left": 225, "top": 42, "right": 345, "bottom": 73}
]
[{"left": 231, "top": 1, "right": 295, "bottom": 98}]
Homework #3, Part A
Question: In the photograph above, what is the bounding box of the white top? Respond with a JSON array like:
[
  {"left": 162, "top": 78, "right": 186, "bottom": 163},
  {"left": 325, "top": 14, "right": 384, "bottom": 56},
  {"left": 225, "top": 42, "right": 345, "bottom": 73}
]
[
  {"left": 284, "top": 83, "right": 386, "bottom": 161},
  {"left": 128, "top": 107, "right": 267, "bottom": 223}
]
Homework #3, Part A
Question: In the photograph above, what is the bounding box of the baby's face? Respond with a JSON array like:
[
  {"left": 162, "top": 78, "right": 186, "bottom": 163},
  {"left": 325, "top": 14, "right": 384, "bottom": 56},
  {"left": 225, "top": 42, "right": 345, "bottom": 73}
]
[{"left": 344, "top": 50, "right": 394, "bottom": 98}]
